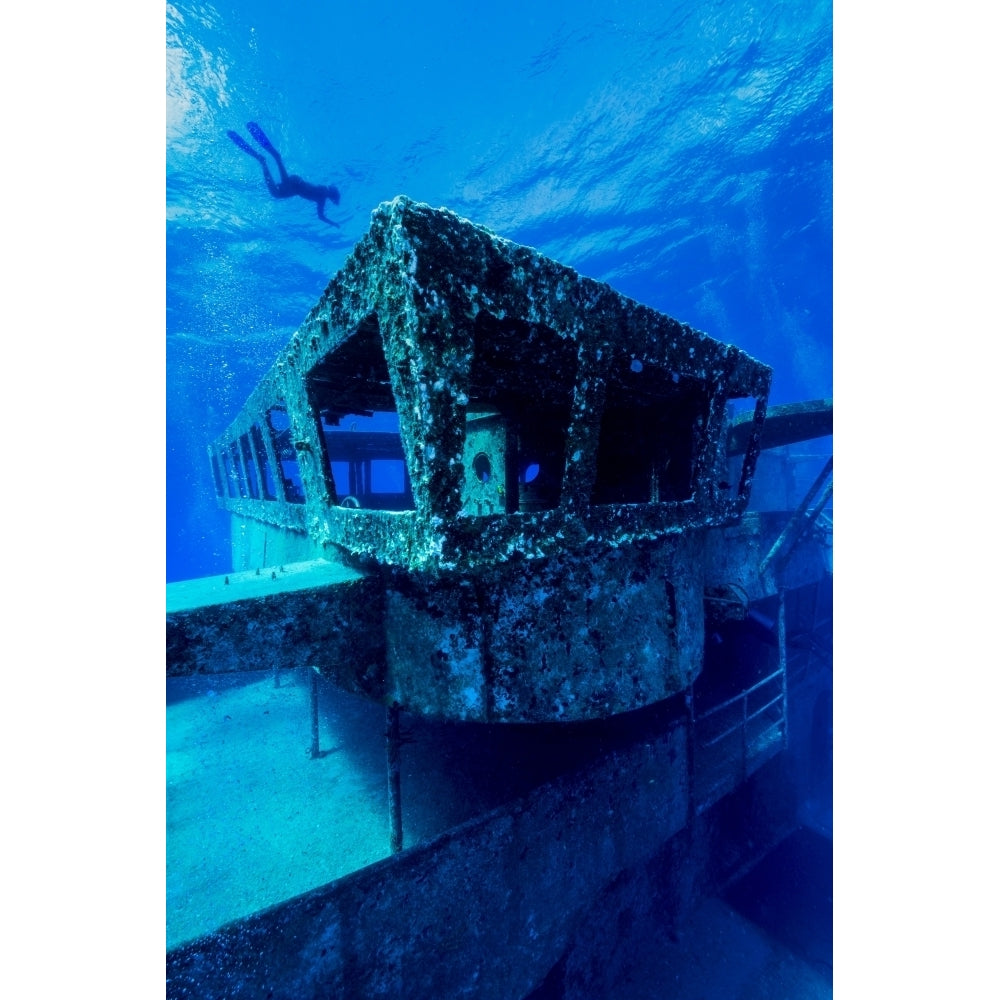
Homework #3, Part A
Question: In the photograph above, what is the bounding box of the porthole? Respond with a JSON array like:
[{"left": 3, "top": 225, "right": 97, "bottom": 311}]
[{"left": 473, "top": 452, "right": 492, "bottom": 484}]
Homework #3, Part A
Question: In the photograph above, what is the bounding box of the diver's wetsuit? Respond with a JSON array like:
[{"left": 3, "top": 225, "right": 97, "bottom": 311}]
[{"left": 227, "top": 122, "right": 341, "bottom": 226}]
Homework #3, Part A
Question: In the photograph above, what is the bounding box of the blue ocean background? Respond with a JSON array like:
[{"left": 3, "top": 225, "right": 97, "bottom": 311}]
[
  {"left": 10, "top": 2, "right": 1000, "bottom": 995},
  {"left": 166, "top": 0, "right": 831, "bottom": 584}
]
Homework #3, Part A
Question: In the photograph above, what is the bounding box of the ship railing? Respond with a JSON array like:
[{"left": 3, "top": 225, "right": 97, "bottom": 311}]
[{"left": 692, "top": 664, "right": 787, "bottom": 813}]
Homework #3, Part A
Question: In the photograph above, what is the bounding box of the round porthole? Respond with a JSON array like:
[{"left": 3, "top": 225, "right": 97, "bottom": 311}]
[{"left": 473, "top": 453, "right": 492, "bottom": 484}]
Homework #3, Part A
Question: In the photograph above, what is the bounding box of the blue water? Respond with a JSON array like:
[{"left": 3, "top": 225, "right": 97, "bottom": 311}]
[{"left": 166, "top": 0, "right": 832, "bottom": 584}]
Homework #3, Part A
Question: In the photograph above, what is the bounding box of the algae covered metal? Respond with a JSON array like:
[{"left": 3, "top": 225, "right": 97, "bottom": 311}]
[
  {"left": 166, "top": 198, "right": 832, "bottom": 1000},
  {"left": 186, "top": 196, "right": 774, "bottom": 722}
]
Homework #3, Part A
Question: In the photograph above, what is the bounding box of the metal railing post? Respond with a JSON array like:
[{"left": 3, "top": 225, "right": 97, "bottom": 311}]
[
  {"left": 778, "top": 588, "right": 789, "bottom": 749},
  {"left": 309, "top": 667, "right": 321, "bottom": 759},
  {"left": 386, "top": 705, "right": 403, "bottom": 854}
]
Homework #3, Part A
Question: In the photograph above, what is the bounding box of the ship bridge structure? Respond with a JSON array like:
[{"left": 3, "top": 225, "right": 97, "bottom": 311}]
[
  {"left": 169, "top": 196, "right": 775, "bottom": 723},
  {"left": 166, "top": 198, "right": 833, "bottom": 999}
]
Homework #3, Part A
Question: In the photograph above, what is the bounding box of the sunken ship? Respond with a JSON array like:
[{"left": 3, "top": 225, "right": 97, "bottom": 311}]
[{"left": 166, "top": 197, "right": 832, "bottom": 998}]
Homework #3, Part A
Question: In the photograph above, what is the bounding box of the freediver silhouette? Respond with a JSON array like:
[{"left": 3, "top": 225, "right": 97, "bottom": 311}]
[{"left": 227, "top": 122, "right": 341, "bottom": 226}]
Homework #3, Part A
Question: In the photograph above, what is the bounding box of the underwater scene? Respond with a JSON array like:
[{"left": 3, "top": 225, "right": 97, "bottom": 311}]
[{"left": 166, "top": 2, "right": 832, "bottom": 997}]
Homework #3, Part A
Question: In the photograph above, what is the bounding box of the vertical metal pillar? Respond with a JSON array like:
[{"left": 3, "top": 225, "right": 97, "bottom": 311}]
[
  {"left": 741, "top": 691, "right": 749, "bottom": 781},
  {"left": 309, "top": 667, "right": 321, "bottom": 759},
  {"left": 386, "top": 704, "right": 403, "bottom": 854},
  {"left": 778, "top": 588, "right": 789, "bottom": 750},
  {"left": 684, "top": 685, "right": 697, "bottom": 821}
]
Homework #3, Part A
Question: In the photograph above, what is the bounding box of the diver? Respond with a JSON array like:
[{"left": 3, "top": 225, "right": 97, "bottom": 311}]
[{"left": 227, "top": 121, "right": 341, "bottom": 227}]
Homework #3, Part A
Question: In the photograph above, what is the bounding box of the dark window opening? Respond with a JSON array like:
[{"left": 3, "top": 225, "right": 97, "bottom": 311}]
[
  {"left": 250, "top": 423, "right": 277, "bottom": 500},
  {"left": 470, "top": 313, "right": 577, "bottom": 513},
  {"left": 267, "top": 405, "right": 305, "bottom": 504},
  {"left": 239, "top": 433, "right": 260, "bottom": 500},
  {"left": 723, "top": 396, "right": 759, "bottom": 501},
  {"left": 305, "top": 317, "right": 415, "bottom": 512},
  {"left": 280, "top": 459, "right": 306, "bottom": 502},
  {"left": 210, "top": 452, "right": 225, "bottom": 498},
  {"left": 228, "top": 441, "right": 247, "bottom": 499},
  {"left": 509, "top": 419, "right": 569, "bottom": 513},
  {"left": 593, "top": 359, "right": 709, "bottom": 505},
  {"left": 221, "top": 450, "right": 236, "bottom": 498},
  {"left": 318, "top": 410, "right": 413, "bottom": 511}
]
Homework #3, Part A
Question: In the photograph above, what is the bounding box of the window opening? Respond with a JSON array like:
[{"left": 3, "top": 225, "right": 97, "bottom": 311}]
[
  {"left": 593, "top": 359, "right": 709, "bottom": 505},
  {"left": 228, "top": 441, "right": 247, "bottom": 499},
  {"left": 469, "top": 313, "right": 577, "bottom": 513},
  {"left": 267, "top": 405, "right": 305, "bottom": 504},
  {"left": 319, "top": 410, "right": 413, "bottom": 510},
  {"left": 210, "top": 452, "right": 225, "bottom": 499},
  {"left": 250, "top": 423, "right": 277, "bottom": 500},
  {"left": 239, "top": 433, "right": 260, "bottom": 500},
  {"left": 221, "top": 450, "right": 236, "bottom": 498},
  {"left": 305, "top": 316, "right": 415, "bottom": 512},
  {"left": 723, "top": 396, "right": 759, "bottom": 502}
]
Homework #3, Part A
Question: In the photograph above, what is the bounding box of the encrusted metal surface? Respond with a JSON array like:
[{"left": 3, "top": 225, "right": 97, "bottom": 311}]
[
  {"left": 210, "top": 196, "right": 770, "bottom": 575},
  {"left": 191, "top": 196, "right": 775, "bottom": 722},
  {"left": 166, "top": 562, "right": 384, "bottom": 694},
  {"left": 167, "top": 197, "right": 830, "bottom": 998},
  {"left": 166, "top": 723, "right": 691, "bottom": 999}
]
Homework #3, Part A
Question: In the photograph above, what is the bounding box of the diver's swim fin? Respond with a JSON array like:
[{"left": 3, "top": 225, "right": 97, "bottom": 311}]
[
  {"left": 246, "top": 121, "right": 278, "bottom": 154},
  {"left": 227, "top": 130, "right": 259, "bottom": 156}
]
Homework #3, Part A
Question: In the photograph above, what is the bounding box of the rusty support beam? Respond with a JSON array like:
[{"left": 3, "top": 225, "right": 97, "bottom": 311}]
[
  {"left": 778, "top": 588, "right": 789, "bottom": 751},
  {"left": 759, "top": 457, "right": 833, "bottom": 577},
  {"left": 728, "top": 398, "right": 832, "bottom": 456}
]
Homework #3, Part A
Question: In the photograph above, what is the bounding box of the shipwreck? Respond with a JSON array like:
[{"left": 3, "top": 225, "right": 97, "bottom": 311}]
[{"left": 166, "top": 197, "right": 832, "bottom": 998}]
